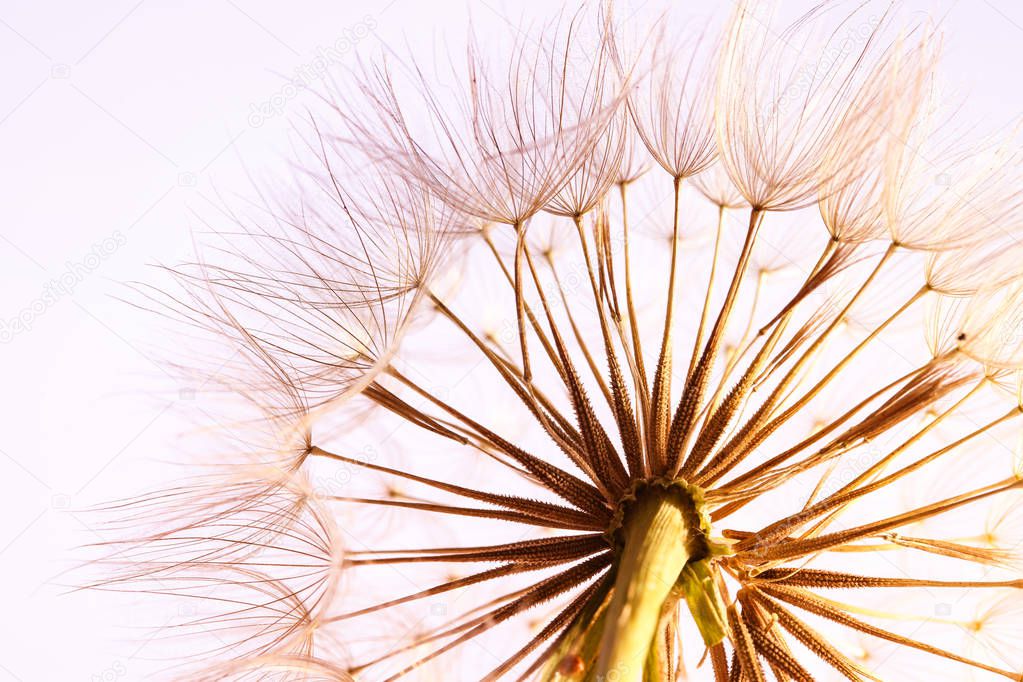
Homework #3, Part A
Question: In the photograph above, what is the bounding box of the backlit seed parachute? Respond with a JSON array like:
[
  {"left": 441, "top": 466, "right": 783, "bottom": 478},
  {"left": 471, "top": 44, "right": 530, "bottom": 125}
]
[{"left": 90, "top": 1, "right": 1023, "bottom": 680}]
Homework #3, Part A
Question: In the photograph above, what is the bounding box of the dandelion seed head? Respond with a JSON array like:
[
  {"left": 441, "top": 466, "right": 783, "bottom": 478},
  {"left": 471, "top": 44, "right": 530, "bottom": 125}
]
[{"left": 91, "top": 2, "right": 1023, "bottom": 680}]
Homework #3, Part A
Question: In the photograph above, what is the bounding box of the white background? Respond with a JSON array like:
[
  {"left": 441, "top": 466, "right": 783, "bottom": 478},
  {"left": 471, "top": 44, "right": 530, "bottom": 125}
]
[{"left": 2, "top": 1, "right": 1023, "bottom": 680}]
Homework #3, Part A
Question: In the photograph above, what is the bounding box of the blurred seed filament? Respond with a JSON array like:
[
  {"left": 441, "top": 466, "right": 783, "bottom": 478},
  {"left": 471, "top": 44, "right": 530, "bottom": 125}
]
[{"left": 92, "top": 2, "right": 1023, "bottom": 681}]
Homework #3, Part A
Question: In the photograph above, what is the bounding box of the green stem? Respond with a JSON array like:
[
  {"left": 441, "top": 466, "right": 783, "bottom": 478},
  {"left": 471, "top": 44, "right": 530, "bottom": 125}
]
[{"left": 596, "top": 490, "right": 692, "bottom": 682}]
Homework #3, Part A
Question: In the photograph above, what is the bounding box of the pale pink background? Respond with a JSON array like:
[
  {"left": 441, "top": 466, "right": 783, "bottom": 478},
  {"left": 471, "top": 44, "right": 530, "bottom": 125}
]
[{"left": 1, "top": 1, "right": 1021, "bottom": 680}]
